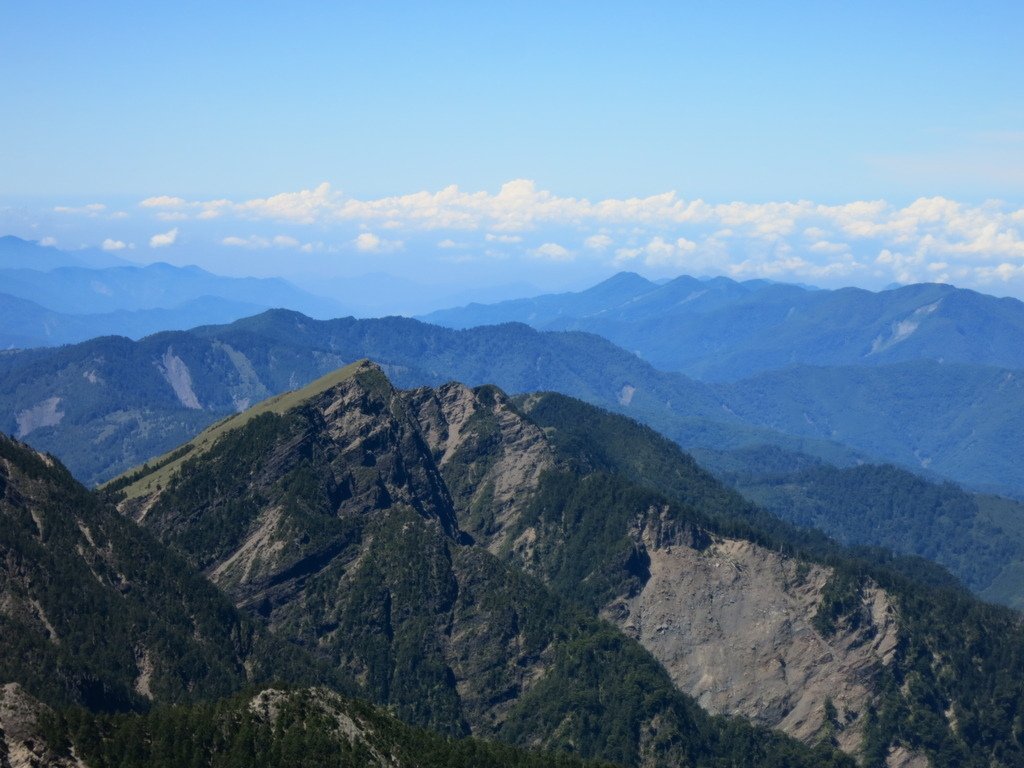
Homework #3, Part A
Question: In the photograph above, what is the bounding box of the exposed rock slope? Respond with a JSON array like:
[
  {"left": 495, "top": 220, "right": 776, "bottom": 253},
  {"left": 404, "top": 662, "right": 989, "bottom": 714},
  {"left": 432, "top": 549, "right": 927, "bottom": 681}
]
[
  {"left": 419, "top": 388, "right": 902, "bottom": 753},
  {"left": 512, "top": 392, "right": 1024, "bottom": 768},
  {"left": 614, "top": 527, "right": 898, "bottom": 753},
  {"left": 408, "top": 382, "right": 556, "bottom": 551},
  {"left": 0, "top": 683, "right": 86, "bottom": 768}
]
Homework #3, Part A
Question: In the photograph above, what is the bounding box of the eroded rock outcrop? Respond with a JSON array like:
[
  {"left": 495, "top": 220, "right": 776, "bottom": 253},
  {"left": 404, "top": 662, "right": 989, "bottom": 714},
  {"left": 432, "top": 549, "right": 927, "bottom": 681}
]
[
  {"left": 0, "top": 683, "right": 86, "bottom": 768},
  {"left": 408, "top": 382, "right": 556, "bottom": 551},
  {"left": 607, "top": 514, "right": 900, "bottom": 753}
]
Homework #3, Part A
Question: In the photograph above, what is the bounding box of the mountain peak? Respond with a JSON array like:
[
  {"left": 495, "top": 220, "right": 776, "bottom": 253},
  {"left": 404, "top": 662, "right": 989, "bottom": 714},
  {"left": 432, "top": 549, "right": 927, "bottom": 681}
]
[
  {"left": 600, "top": 270, "right": 655, "bottom": 288},
  {"left": 581, "top": 270, "right": 657, "bottom": 299},
  {"left": 118, "top": 359, "right": 461, "bottom": 605},
  {"left": 112, "top": 359, "right": 381, "bottom": 500}
]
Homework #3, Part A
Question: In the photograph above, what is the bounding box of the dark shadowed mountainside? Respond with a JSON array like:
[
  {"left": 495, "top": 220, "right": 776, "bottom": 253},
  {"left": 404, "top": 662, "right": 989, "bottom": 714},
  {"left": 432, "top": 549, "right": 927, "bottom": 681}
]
[{"left": 0, "top": 433, "right": 341, "bottom": 713}]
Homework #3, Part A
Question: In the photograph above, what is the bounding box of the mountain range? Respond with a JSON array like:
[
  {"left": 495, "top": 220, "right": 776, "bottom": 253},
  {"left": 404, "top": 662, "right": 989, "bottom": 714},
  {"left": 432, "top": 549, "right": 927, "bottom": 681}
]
[
  {"left": 3, "top": 308, "right": 1024, "bottom": 610},
  {"left": 0, "top": 235, "right": 132, "bottom": 271},
  {"left": 2, "top": 308, "right": 1021, "bottom": 497},
  {"left": 3, "top": 365, "right": 864, "bottom": 768},
  {"left": 6, "top": 361, "right": 1024, "bottom": 766},
  {"left": 3, "top": 260, "right": 1024, "bottom": 765},
  {"left": 0, "top": 237, "right": 346, "bottom": 348},
  {"left": 422, "top": 272, "right": 1024, "bottom": 380}
]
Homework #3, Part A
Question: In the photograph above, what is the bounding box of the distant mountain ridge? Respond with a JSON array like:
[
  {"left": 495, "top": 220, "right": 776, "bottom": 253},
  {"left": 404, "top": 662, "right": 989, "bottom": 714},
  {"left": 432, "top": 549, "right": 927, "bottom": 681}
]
[
  {"left": 0, "top": 261, "right": 343, "bottom": 317},
  {"left": 2, "top": 310, "right": 1022, "bottom": 497},
  {"left": 0, "top": 291, "right": 267, "bottom": 349},
  {"left": 0, "top": 236, "right": 347, "bottom": 348},
  {"left": 0, "top": 312, "right": 858, "bottom": 488},
  {"left": 0, "top": 234, "right": 132, "bottom": 270},
  {"left": 422, "top": 272, "right": 1024, "bottom": 379},
  {"left": 714, "top": 360, "right": 1024, "bottom": 498}
]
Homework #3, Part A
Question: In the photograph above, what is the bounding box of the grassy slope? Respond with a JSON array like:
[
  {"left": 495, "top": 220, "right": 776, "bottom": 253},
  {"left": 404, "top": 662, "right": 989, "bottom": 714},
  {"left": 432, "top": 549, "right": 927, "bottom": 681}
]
[{"left": 108, "top": 360, "right": 370, "bottom": 499}]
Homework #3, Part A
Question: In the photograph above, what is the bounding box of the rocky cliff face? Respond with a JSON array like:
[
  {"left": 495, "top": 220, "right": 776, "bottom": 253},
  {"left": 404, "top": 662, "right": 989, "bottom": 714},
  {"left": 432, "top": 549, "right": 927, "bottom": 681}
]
[
  {"left": 609, "top": 520, "right": 899, "bottom": 753},
  {"left": 407, "top": 382, "right": 556, "bottom": 552},
  {"left": 135, "top": 362, "right": 459, "bottom": 610},
  {"left": 0, "top": 684, "right": 85, "bottom": 768},
  {"left": 440, "top": 390, "right": 937, "bottom": 765}
]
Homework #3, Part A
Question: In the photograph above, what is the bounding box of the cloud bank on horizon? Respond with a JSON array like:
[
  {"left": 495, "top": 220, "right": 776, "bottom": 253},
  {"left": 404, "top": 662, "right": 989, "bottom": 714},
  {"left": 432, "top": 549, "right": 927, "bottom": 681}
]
[{"left": 16, "top": 179, "right": 1024, "bottom": 297}]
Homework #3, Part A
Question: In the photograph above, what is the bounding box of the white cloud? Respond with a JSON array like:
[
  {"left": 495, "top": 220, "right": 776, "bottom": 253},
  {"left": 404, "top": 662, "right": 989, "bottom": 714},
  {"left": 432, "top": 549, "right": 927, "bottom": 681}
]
[
  {"left": 873, "top": 249, "right": 925, "bottom": 284},
  {"left": 140, "top": 195, "right": 187, "bottom": 209},
  {"left": 613, "top": 247, "right": 643, "bottom": 264},
  {"left": 195, "top": 200, "right": 233, "bottom": 220},
  {"left": 101, "top": 238, "right": 128, "bottom": 251},
  {"left": 236, "top": 183, "right": 337, "bottom": 224},
  {"left": 975, "top": 262, "right": 1024, "bottom": 282},
  {"left": 136, "top": 182, "right": 1024, "bottom": 261},
  {"left": 54, "top": 203, "right": 106, "bottom": 216},
  {"left": 140, "top": 195, "right": 235, "bottom": 221},
  {"left": 640, "top": 236, "right": 697, "bottom": 267},
  {"left": 355, "top": 233, "right": 381, "bottom": 252},
  {"left": 809, "top": 240, "right": 849, "bottom": 254},
  {"left": 531, "top": 242, "right": 572, "bottom": 261},
  {"left": 222, "top": 234, "right": 302, "bottom": 249},
  {"left": 222, "top": 235, "right": 266, "bottom": 248},
  {"left": 39, "top": 236, "right": 57, "bottom": 247},
  {"left": 354, "top": 232, "right": 403, "bottom": 253},
  {"left": 131, "top": 181, "right": 1024, "bottom": 292},
  {"left": 149, "top": 228, "right": 179, "bottom": 248}
]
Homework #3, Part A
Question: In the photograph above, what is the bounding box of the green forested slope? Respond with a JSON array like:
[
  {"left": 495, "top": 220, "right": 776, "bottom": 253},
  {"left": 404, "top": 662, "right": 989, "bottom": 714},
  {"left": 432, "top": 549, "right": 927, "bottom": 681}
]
[
  {"left": 44, "top": 688, "right": 619, "bottom": 768},
  {"left": 717, "top": 360, "right": 1024, "bottom": 497},
  {"left": 715, "top": 461, "right": 1024, "bottom": 608},
  {"left": 0, "top": 434, "right": 344, "bottom": 712}
]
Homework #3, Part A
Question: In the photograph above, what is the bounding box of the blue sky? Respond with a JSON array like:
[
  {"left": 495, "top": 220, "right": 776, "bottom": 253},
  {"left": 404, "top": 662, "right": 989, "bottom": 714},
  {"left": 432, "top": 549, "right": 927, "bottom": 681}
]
[{"left": 2, "top": 2, "right": 1023, "bottom": 299}]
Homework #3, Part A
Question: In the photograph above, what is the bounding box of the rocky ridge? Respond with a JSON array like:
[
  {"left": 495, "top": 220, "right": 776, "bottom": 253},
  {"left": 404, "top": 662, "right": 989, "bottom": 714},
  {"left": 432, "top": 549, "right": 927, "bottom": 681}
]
[
  {"left": 0, "top": 684, "right": 85, "bottom": 768},
  {"left": 419, "top": 386, "right": 911, "bottom": 757}
]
